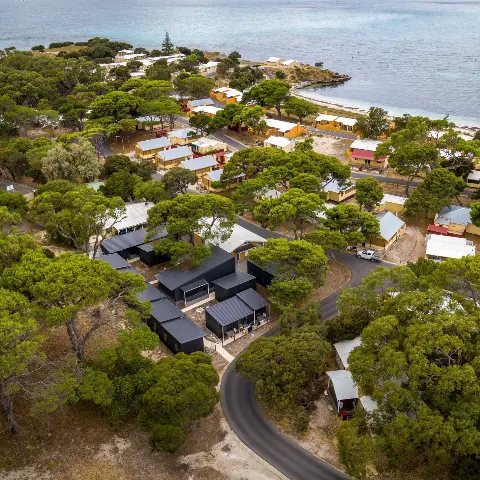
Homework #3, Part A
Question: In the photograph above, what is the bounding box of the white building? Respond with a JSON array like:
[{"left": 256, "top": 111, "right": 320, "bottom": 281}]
[
  {"left": 333, "top": 337, "right": 362, "bottom": 370},
  {"left": 199, "top": 61, "right": 219, "bottom": 74},
  {"left": 106, "top": 202, "right": 154, "bottom": 235},
  {"left": 264, "top": 136, "right": 295, "bottom": 152},
  {"left": 192, "top": 105, "right": 223, "bottom": 116},
  {"left": 425, "top": 234, "right": 476, "bottom": 261}
]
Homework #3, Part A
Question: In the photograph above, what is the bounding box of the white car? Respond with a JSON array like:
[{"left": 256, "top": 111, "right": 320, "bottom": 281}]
[{"left": 357, "top": 249, "right": 381, "bottom": 262}]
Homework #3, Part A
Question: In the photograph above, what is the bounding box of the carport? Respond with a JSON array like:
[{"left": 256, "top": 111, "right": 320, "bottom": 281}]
[{"left": 180, "top": 278, "right": 210, "bottom": 306}]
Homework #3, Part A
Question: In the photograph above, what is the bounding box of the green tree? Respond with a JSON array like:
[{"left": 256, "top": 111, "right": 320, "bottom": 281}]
[
  {"left": 210, "top": 103, "right": 247, "bottom": 132},
  {"left": 283, "top": 97, "right": 319, "bottom": 122},
  {"left": 163, "top": 167, "right": 197, "bottom": 196},
  {"left": 89, "top": 91, "right": 143, "bottom": 121},
  {"left": 304, "top": 226, "right": 348, "bottom": 251},
  {"left": 189, "top": 113, "right": 212, "bottom": 136},
  {"left": 0, "top": 206, "right": 21, "bottom": 233},
  {"left": 100, "top": 171, "right": 142, "bottom": 201},
  {"left": 101, "top": 154, "right": 135, "bottom": 179},
  {"left": 138, "top": 96, "right": 180, "bottom": 130},
  {"left": 0, "top": 148, "right": 29, "bottom": 181},
  {"left": 279, "top": 303, "right": 324, "bottom": 336},
  {"left": 240, "top": 105, "right": 268, "bottom": 134},
  {"left": 179, "top": 74, "right": 215, "bottom": 99},
  {"left": 161, "top": 32, "right": 175, "bottom": 55},
  {"left": 355, "top": 177, "right": 384, "bottom": 211},
  {"left": 243, "top": 79, "right": 291, "bottom": 117},
  {"left": 134, "top": 179, "right": 168, "bottom": 203},
  {"left": 354, "top": 107, "right": 390, "bottom": 139},
  {"left": 0, "top": 191, "right": 28, "bottom": 214}
]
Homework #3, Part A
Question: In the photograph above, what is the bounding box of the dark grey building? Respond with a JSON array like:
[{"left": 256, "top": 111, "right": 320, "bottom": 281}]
[
  {"left": 97, "top": 253, "right": 130, "bottom": 270},
  {"left": 247, "top": 260, "right": 276, "bottom": 287},
  {"left": 138, "top": 242, "right": 170, "bottom": 267},
  {"left": 136, "top": 282, "right": 166, "bottom": 304},
  {"left": 156, "top": 246, "right": 235, "bottom": 303},
  {"left": 211, "top": 272, "right": 257, "bottom": 302},
  {"left": 100, "top": 228, "right": 167, "bottom": 259}
]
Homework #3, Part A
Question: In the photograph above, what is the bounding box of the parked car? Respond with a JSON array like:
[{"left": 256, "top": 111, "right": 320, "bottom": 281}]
[{"left": 357, "top": 249, "right": 381, "bottom": 262}]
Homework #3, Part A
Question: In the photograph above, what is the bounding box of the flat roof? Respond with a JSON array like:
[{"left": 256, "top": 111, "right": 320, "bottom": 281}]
[
  {"left": 265, "top": 136, "right": 294, "bottom": 148},
  {"left": 192, "top": 137, "right": 221, "bottom": 148},
  {"left": 206, "top": 296, "right": 254, "bottom": 327},
  {"left": 136, "top": 282, "right": 166, "bottom": 303},
  {"left": 158, "top": 146, "right": 193, "bottom": 161},
  {"left": 181, "top": 155, "right": 217, "bottom": 171},
  {"left": 327, "top": 370, "right": 359, "bottom": 400},
  {"left": 334, "top": 337, "right": 362, "bottom": 369},
  {"left": 381, "top": 194, "right": 407, "bottom": 206},
  {"left": 376, "top": 211, "right": 405, "bottom": 241},
  {"left": 156, "top": 246, "right": 233, "bottom": 291},
  {"left": 192, "top": 105, "right": 222, "bottom": 115},
  {"left": 162, "top": 316, "right": 207, "bottom": 343},
  {"left": 236, "top": 288, "right": 269, "bottom": 311},
  {"left": 212, "top": 272, "right": 256, "bottom": 290},
  {"left": 136, "top": 137, "right": 171, "bottom": 151},
  {"left": 105, "top": 202, "right": 155, "bottom": 232},
  {"left": 150, "top": 300, "right": 185, "bottom": 323},
  {"left": 426, "top": 234, "right": 476, "bottom": 259},
  {"left": 350, "top": 139, "right": 382, "bottom": 151},
  {"left": 97, "top": 253, "right": 130, "bottom": 270},
  {"left": 101, "top": 228, "right": 167, "bottom": 254}
]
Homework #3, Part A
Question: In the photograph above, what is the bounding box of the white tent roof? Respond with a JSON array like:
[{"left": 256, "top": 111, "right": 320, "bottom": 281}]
[
  {"left": 334, "top": 337, "right": 362, "bottom": 369},
  {"left": 282, "top": 59, "right": 298, "bottom": 65},
  {"left": 327, "top": 370, "right": 359, "bottom": 400},
  {"left": 426, "top": 234, "right": 476, "bottom": 259},
  {"left": 265, "top": 136, "right": 294, "bottom": 148}
]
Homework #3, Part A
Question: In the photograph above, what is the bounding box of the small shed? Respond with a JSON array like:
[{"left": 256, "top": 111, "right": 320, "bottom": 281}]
[
  {"left": 138, "top": 242, "right": 169, "bottom": 267},
  {"left": 211, "top": 272, "right": 257, "bottom": 302},
  {"left": 136, "top": 282, "right": 166, "bottom": 304},
  {"left": 247, "top": 260, "right": 276, "bottom": 287},
  {"left": 326, "top": 370, "right": 359, "bottom": 419},
  {"left": 157, "top": 145, "right": 194, "bottom": 169},
  {"left": 97, "top": 253, "right": 130, "bottom": 270},
  {"left": 334, "top": 337, "right": 362, "bottom": 370},
  {"left": 367, "top": 211, "right": 406, "bottom": 250},
  {"left": 158, "top": 317, "right": 207, "bottom": 354},
  {"left": 156, "top": 246, "right": 235, "bottom": 302},
  {"left": 205, "top": 296, "right": 254, "bottom": 338},
  {"left": 100, "top": 228, "right": 167, "bottom": 259},
  {"left": 181, "top": 155, "right": 218, "bottom": 178}
]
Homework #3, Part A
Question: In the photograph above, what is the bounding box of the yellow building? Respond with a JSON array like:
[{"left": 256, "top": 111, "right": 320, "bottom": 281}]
[
  {"left": 264, "top": 135, "right": 296, "bottom": 152},
  {"left": 434, "top": 205, "right": 480, "bottom": 236},
  {"left": 467, "top": 170, "right": 480, "bottom": 189},
  {"left": 313, "top": 113, "right": 339, "bottom": 131},
  {"left": 181, "top": 155, "right": 219, "bottom": 179},
  {"left": 187, "top": 98, "right": 215, "bottom": 111},
  {"left": 347, "top": 139, "right": 388, "bottom": 169},
  {"left": 324, "top": 180, "right": 356, "bottom": 203},
  {"left": 265, "top": 118, "right": 306, "bottom": 139},
  {"left": 190, "top": 105, "right": 223, "bottom": 118},
  {"left": 201, "top": 168, "right": 242, "bottom": 192},
  {"left": 167, "top": 128, "right": 199, "bottom": 146},
  {"left": 366, "top": 212, "right": 406, "bottom": 250},
  {"left": 156, "top": 146, "right": 194, "bottom": 169},
  {"left": 134, "top": 137, "right": 171, "bottom": 159},
  {"left": 211, "top": 87, "right": 242, "bottom": 104},
  {"left": 334, "top": 116, "right": 358, "bottom": 133},
  {"left": 376, "top": 194, "right": 407, "bottom": 214},
  {"left": 192, "top": 137, "right": 227, "bottom": 155}
]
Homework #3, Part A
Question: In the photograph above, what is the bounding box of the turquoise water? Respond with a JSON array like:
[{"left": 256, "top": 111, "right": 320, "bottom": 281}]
[{"left": 1, "top": 0, "right": 479, "bottom": 124}]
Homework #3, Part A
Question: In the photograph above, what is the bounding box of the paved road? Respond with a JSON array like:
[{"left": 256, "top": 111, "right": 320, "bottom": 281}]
[{"left": 221, "top": 248, "right": 389, "bottom": 480}]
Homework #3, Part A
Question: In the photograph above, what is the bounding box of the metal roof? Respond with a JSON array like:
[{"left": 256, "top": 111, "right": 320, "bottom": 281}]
[
  {"left": 136, "top": 282, "right": 166, "bottom": 303},
  {"left": 136, "top": 137, "right": 171, "bottom": 151},
  {"left": 376, "top": 212, "right": 405, "bottom": 241},
  {"left": 206, "top": 296, "right": 254, "bottom": 327},
  {"left": 181, "top": 155, "right": 217, "bottom": 171},
  {"left": 324, "top": 179, "right": 355, "bottom": 194},
  {"left": 350, "top": 139, "right": 382, "bottom": 151},
  {"left": 265, "top": 136, "right": 294, "bottom": 148},
  {"left": 156, "top": 246, "right": 233, "bottom": 291},
  {"left": 150, "top": 300, "right": 185, "bottom": 323},
  {"left": 97, "top": 253, "right": 130, "bottom": 270},
  {"left": 381, "top": 194, "right": 407, "bottom": 206},
  {"left": 327, "top": 370, "right": 359, "bottom": 400},
  {"left": 436, "top": 205, "right": 472, "bottom": 226},
  {"left": 105, "top": 202, "right": 154, "bottom": 231},
  {"left": 101, "top": 228, "right": 167, "bottom": 254},
  {"left": 158, "top": 146, "right": 193, "bottom": 162},
  {"left": 162, "top": 316, "right": 207, "bottom": 343},
  {"left": 426, "top": 234, "right": 476, "bottom": 259},
  {"left": 236, "top": 288, "right": 269, "bottom": 311},
  {"left": 334, "top": 337, "right": 362, "bottom": 369},
  {"left": 189, "top": 98, "right": 214, "bottom": 107},
  {"left": 168, "top": 128, "right": 197, "bottom": 139},
  {"left": 216, "top": 223, "right": 266, "bottom": 254},
  {"left": 138, "top": 242, "right": 155, "bottom": 253},
  {"left": 119, "top": 266, "right": 141, "bottom": 275},
  {"left": 180, "top": 278, "right": 208, "bottom": 293},
  {"left": 212, "top": 272, "right": 256, "bottom": 290},
  {"left": 265, "top": 118, "right": 297, "bottom": 133}
]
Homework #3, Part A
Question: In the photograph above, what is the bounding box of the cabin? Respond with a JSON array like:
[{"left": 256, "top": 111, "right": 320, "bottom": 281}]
[
  {"left": 136, "top": 282, "right": 167, "bottom": 304},
  {"left": 201, "top": 168, "right": 242, "bottom": 192},
  {"left": 334, "top": 337, "right": 362, "bottom": 370},
  {"left": 265, "top": 119, "right": 306, "bottom": 139},
  {"left": 157, "top": 145, "right": 194, "bottom": 169},
  {"left": 376, "top": 194, "right": 407, "bottom": 215},
  {"left": 215, "top": 223, "right": 266, "bottom": 261},
  {"left": 264, "top": 135, "right": 296, "bottom": 152},
  {"left": 366, "top": 211, "right": 406, "bottom": 250},
  {"left": 324, "top": 180, "right": 356, "bottom": 203},
  {"left": 326, "top": 370, "right": 359, "bottom": 420},
  {"left": 187, "top": 98, "right": 214, "bottom": 110},
  {"left": 334, "top": 116, "right": 357, "bottom": 134},
  {"left": 205, "top": 288, "right": 269, "bottom": 339},
  {"left": 96, "top": 253, "right": 130, "bottom": 270},
  {"left": 211, "top": 272, "right": 257, "bottom": 302},
  {"left": 425, "top": 234, "right": 476, "bottom": 261},
  {"left": 138, "top": 243, "right": 170, "bottom": 267},
  {"left": 191, "top": 137, "right": 227, "bottom": 155},
  {"left": 282, "top": 59, "right": 300, "bottom": 68},
  {"left": 198, "top": 61, "right": 219, "bottom": 75},
  {"left": 467, "top": 170, "right": 480, "bottom": 189},
  {"left": 347, "top": 139, "right": 387, "bottom": 169},
  {"left": 100, "top": 228, "right": 167, "bottom": 259},
  {"left": 211, "top": 87, "right": 243, "bottom": 104},
  {"left": 0, "top": 180, "right": 35, "bottom": 201},
  {"left": 149, "top": 300, "right": 207, "bottom": 354},
  {"left": 156, "top": 246, "right": 235, "bottom": 303},
  {"left": 434, "top": 205, "right": 480, "bottom": 236},
  {"left": 247, "top": 260, "right": 276, "bottom": 287},
  {"left": 313, "top": 114, "right": 338, "bottom": 131},
  {"left": 181, "top": 155, "right": 218, "bottom": 178},
  {"left": 135, "top": 137, "right": 171, "bottom": 159},
  {"left": 190, "top": 105, "right": 223, "bottom": 118},
  {"left": 105, "top": 202, "right": 154, "bottom": 235},
  {"left": 167, "top": 128, "right": 199, "bottom": 145}
]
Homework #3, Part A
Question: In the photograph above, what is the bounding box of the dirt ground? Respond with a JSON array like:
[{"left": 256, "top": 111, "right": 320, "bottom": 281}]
[
  {"left": 312, "top": 135, "right": 350, "bottom": 159},
  {"left": 383, "top": 225, "right": 426, "bottom": 264},
  {"left": 223, "top": 321, "right": 278, "bottom": 356},
  {"left": 129, "top": 259, "right": 170, "bottom": 282}
]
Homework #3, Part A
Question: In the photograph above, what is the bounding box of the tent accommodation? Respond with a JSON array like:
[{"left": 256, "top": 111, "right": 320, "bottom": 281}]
[
  {"left": 100, "top": 228, "right": 167, "bottom": 259},
  {"left": 135, "top": 137, "right": 171, "bottom": 159},
  {"left": 211, "top": 272, "right": 257, "bottom": 302},
  {"left": 205, "top": 288, "right": 269, "bottom": 338},
  {"left": 366, "top": 211, "right": 406, "bottom": 250},
  {"left": 156, "top": 246, "right": 235, "bottom": 303},
  {"left": 156, "top": 145, "right": 194, "bottom": 169},
  {"left": 326, "top": 370, "right": 359, "bottom": 419},
  {"left": 334, "top": 337, "right": 362, "bottom": 370}
]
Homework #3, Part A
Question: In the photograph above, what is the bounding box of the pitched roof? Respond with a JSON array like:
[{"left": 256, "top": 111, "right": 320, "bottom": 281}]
[
  {"left": 206, "top": 168, "right": 224, "bottom": 182},
  {"left": 236, "top": 288, "right": 269, "bottom": 311},
  {"left": 192, "top": 105, "right": 222, "bottom": 115},
  {"left": 181, "top": 155, "right": 217, "bottom": 171},
  {"left": 205, "top": 296, "right": 254, "bottom": 327},
  {"left": 150, "top": 300, "right": 185, "bottom": 323},
  {"left": 162, "top": 316, "right": 207, "bottom": 342},
  {"left": 215, "top": 223, "right": 266, "bottom": 253},
  {"left": 192, "top": 137, "right": 221, "bottom": 148},
  {"left": 381, "top": 194, "right": 407, "bottom": 206},
  {"left": 136, "top": 115, "right": 162, "bottom": 123},
  {"left": 189, "top": 98, "right": 214, "bottom": 108},
  {"left": 212, "top": 272, "right": 256, "bottom": 290},
  {"left": 97, "top": 253, "right": 130, "bottom": 270},
  {"left": 266, "top": 57, "right": 282, "bottom": 62},
  {"left": 334, "top": 337, "right": 362, "bottom": 369},
  {"left": 101, "top": 228, "right": 167, "bottom": 254},
  {"left": 136, "top": 137, "right": 171, "bottom": 151},
  {"left": 158, "top": 146, "right": 193, "bottom": 161},
  {"left": 468, "top": 170, "right": 480, "bottom": 182},
  {"left": 156, "top": 246, "right": 233, "bottom": 291},
  {"left": 326, "top": 370, "right": 359, "bottom": 400},
  {"left": 426, "top": 234, "right": 476, "bottom": 259},
  {"left": 136, "top": 282, "right": 166, "bottom": 303},
  {"left": 315, "top": 114, "right": 338, "bottom": 122},
  {"left": 335, "top": 116, "right": 357, "bottom": 127},
  {"left": 105, "top": 202, "right": 155, "bottom": 231},
  {"left": 324, "top": 179, "right": 355, "bottom": 194},
  {"left": 266, "top": 118, "right": 298, "bottom": 133},
  {"left": 436, "top": 205, "right": 472, "bottom": 226},
  {"left": 265, "top": 136, "right": 294, "bottom": 148},
  {"left": 376, "top": 211, "right": 405, "bottom": 241},
  {"left": 168, "top": 128, "right": 197, "bottom": 139}
]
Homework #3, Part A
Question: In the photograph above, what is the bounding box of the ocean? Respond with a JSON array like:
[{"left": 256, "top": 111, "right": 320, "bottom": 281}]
[{"left": 1, "top": 0, "right": 479, "bottom": 126}]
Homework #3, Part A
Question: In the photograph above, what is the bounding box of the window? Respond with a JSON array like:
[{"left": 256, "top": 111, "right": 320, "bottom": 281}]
[{"left": 163, "top": 333, "right": 168, "bottom": 342}]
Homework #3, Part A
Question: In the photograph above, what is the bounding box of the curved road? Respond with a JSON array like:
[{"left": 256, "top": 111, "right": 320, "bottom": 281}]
[{"left": 221, "top": 246, "right": 391, "bottom": 480}]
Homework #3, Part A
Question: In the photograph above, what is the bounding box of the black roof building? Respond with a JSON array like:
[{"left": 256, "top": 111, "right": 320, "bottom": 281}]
[
  {"left": 97, "top": 253, "right": 130, "bottom": 270},
  {"left": 211, "top": 272, "right": 257, "bottom": 302},
  {"left": 100, "top": 228, "right": 167, "bottom": 259},
  {"left": 156, "top": 246, "right": 235, "bottom": 303},
  {"left": 138, "top": 242, "right": 170, "bottom": 267},
  {"left": 136, "top": 282, "right": 166, "bottom": 304},
  {"left": 247, "top": 260, "right": 276, "bottom": 287},
  {"left": 205, "top": 288, "right": 270, "bottom": 338}
]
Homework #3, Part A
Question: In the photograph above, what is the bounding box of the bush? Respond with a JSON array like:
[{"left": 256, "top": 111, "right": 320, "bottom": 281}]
[
  {"left": 275, "top": 71, "right": 287, "bottom": 79},
  {"left": 48, "top": 41, "right": 74, "bottom": 49},
  {"left": 31, "top": 45, "right": 45, "bottom": 51},
  {"left": 149, "top": 424, "right": 186, "bottom": 452},
  {"left": 74, "top": 41, "right": 88, "bottom": 46}
]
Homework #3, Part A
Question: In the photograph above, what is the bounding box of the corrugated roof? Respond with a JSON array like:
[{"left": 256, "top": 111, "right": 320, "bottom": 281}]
[
  {"left": 351, "top": 149, "right": 375, "bottom": 161},
  {"left": 192, "top": 105, "right": 222, "bottom": 115},
  {"left": 189, "top": 98, "right": 214, "bottom": 107},
  {"left": 335, "top": 117, "right": 357, "bottom": 127},
  {"left": 265, "top": 136, "right": 293, "bottom": 148},
  {"left": 436, "top": 205, "right": 472, "bottom": 226},
  {"left": 97, "top": 253, "right": 130, "bottom": 270},
  {"left": 158, "top": 146, "right": 193, "bottom": 162},
  {"left": 216, "top": 223, "right": 266, "bottom": 254},
  {"left": 266, "top": 118, "right": 297, "bottom": 133},
  {"left": 426, "top": 234, "right": 476, "bottom": 259},
  {"left": 151, "top": 300, "right": 185, "bottom": 323},
  {"left": 381, "top": 194, "right": 407, "bottom": 206},
  {"left": 105, "top": 202, "right": 155, "bottom": 231},
  {"left": 162, "top": 317, "right": 207, "bottom": 343},
  {"left": 236, "top": 288, "right": 268, "bottom": 311},
  {"left": 334, "top": 337, "right": 362, "bottom": 369},
  {"left": 138, "top": 242, "right": 155, "bottom": 253},
  {"left": 136, "top": 116, "right": 162, "bottom": 123},
  {"left": 180, "top": 278, "right": 208, "bottom": 293},
  {"left": 326, "top": 370, "right": 358, "bottom": 400},
  {"left": 168, "top": 128, "right": 196, "bottom": 139},
  {"left": 212, "top": 272, "right": 256, "bottom": 290},
  {"left": 324, "top": 180, "right": 355, "bottom": 194},
  {"left": 101, "top": 228, "right": 167, "bottom": 254},
  {"left": 181, "top": 155, "right": 217, "bottom": 171},
  {"left": 136, "top": 137, "right": 171, "bottom": 151},
  {"left": 350, "top": 139, "right": 382, "bottom": 151},
  {"left": 136, "top": 282, "right": 166, "bottom": 303},
  {"left": 376, "top": 211, "right": 405, "bottom": 241},
  {"left": 156, "top": 246, "right": 233, "bottom": 290},
  {"left": 206, "top": 296, "right": 253, "bottom": 327}
]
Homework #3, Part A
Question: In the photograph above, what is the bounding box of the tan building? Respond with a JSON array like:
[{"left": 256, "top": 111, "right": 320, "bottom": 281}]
[
  {"left": 434, "top": 205, "right": 480, "bottom": 236},
  {"left": 181, "top": 155, "right": 219, "bottom": 179},
  {"left": 157, "top": 146, "right": 194, "bottom": 169},
  {"left": 376, "top": 194, "right": 407, "bottom": 215},
  {"left": 366, "top": 211, "right": 406, "bottom": 250},
  {"left": 201, "top": 168, "right": 243, "bottom": 192},
  {"left": 211, "top": 87, "right": 242, "bottom": 104},
  {"left": 192, "top": 137, "right": 227, "bottom": 155},
  {"left": 347, "top": 139, "right": 388, "bottom": 169},
  {"left": 265, "top": 118, "right": 306, "bottom": 139},
  {"left": 324, "top": 180, "right": 356, "bottom": 203},
  {"left": 167, "top": 128, "right": 199, "bottom": 146},
  {"left": 467, "top": 170, "right": 480, "bottom": 189},
  {"left": 264, "top": 135, "right": 296, "bottom": 152},
  {"left": 135, "top": 137, "right": 171, "bottom": 159},
  {"left": 190, "top": 105, "right": 223, "bottom": 118}
]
